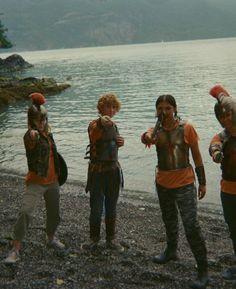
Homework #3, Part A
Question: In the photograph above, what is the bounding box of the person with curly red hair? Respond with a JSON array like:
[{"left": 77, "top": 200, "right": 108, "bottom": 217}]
[{"left": 84, "top": 92, "right": 124, "bottom": 252}]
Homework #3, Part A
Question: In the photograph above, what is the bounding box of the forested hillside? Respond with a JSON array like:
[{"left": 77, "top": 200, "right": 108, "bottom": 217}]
[{"left": 1, "top": 0, "right": 236, "bottom": 51}]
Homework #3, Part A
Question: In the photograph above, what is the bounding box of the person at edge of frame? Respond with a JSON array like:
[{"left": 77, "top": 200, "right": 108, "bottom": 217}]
[
  {"left": 209, "top": 85, "right": 236, "bottom": 282},
  {"left": 141, "top": 94, "right": 208, "bottom": 289}
]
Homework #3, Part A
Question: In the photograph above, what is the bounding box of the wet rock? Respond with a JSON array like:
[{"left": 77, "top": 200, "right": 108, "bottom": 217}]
[
  {"left": 0, "top": 54, "right": 33, "bottom": 73},
  {"left": 0, "top": 76, "right": 70, "bottom": 107},
  {"left": 0, "top": 54, "right": 70, "bottom": 107}
]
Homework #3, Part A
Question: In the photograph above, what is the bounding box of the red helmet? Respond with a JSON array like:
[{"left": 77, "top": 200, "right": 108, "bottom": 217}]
[{"left": 27, "top": 92, "right": 48, "bottom": 129}]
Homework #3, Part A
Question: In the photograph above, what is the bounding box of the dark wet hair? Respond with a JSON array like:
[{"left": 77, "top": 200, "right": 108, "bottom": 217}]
[
  {"left": 155, "top": 94, "right": 178, "bottom": 117},
  {"left": 155, "top": 94, "right": 176, "bottom": 109}
]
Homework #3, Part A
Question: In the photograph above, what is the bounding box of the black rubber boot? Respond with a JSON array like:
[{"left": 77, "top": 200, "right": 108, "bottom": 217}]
[
  {"left": 190, "top": 263, "right": 209, "bottom": 289},
  {"left": 153, "top": 245, "right": 178, "bottom": 264},
  {"left": 90, "top": 223, "right": 101, "bottom": 242},
  {"left": 105, "top": 218, "right": 116, "bottom": 242}
]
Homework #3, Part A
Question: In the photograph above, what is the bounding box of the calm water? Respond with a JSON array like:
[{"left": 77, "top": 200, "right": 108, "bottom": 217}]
[{"left": 1, "top": 38, "right": 236, "bottom": 205}]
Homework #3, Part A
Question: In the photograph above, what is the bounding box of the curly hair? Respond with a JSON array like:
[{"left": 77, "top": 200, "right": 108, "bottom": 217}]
[{"left": 97, "top": 93, "right": 121, "bottom": 114}]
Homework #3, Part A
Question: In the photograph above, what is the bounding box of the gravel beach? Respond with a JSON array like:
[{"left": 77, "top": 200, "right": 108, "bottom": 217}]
[{"left": 0, "top": 172, "right": 236, "bottom": 289}]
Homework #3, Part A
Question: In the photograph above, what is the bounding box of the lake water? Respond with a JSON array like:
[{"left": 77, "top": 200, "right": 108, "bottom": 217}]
[{"left": 1, "top": 38, "right": 236, "bottom": 205}]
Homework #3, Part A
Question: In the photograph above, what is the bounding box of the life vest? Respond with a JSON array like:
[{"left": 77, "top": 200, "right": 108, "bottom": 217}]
[
  {"left": 85, "top": 120, "right": 119, "bottom": 162},
  {"left": 219, "top": 130, "right": 236, "bottom": 181},
  {"left": 155, "top": 121, "right": 190, "bottom": 170},
  {"left": 24, "top": 130, "right": 60, "bottom": 177}
]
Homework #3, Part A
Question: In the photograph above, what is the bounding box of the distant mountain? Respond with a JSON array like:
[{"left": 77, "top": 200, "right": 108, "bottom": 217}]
[{"left": 1, "top": 0, "right": 236, "bottom": 51}]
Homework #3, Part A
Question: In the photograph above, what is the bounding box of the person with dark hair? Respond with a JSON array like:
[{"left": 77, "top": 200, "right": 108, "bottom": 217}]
[
  {"left": 4, "top": 93, "right": 65, "bottom": 264},
  {"left": 84, "top": 93, "right": 124, "bottom": 252},
  {"left": 141, "top": 94, "right": 208, "bottom": 289},
  {"left": 209, "top": 85, "right": 236, "bottom": 281}
]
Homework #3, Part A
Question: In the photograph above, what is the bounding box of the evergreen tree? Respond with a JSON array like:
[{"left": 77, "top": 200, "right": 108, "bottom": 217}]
[{"left": 0, "top": 16, "right": 12, "bottom": 48}]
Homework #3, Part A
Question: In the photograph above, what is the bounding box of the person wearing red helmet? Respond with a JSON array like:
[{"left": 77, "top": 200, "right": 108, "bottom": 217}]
[
  {"left": 209, "top": 85, "right": 236, "bottom": 281},
  {"left": 4, "top": 93, "right": 65, "bottom": 264}
]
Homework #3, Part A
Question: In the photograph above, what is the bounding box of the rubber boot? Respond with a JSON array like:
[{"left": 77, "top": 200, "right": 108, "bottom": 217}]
[
  {"left": 190, "top": 262, "right": 209, "bottom": 289},
  {"left": 153, "top": 244, "right": 178, "bottom": 264},
  {"left": 90, "top": 223, "right": 101, "bottom": 242},
  {"left": 105, "top": 218, "right": 116, "bottom": 241}
]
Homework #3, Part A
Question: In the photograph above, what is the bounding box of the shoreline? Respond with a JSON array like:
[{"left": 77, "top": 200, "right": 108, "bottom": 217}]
[
  {"left": 0, "top": 169, "right": 223, "bottom": 214},
  {"left": 0, "top": 172, "right": 234, "bottom": 289}
]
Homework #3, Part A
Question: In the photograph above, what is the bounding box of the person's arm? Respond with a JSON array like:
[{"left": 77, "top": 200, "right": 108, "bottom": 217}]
[
  {"left": 141, "top": 128, "right": 156, "bottom": 146},
  {"left": 24, "top": 129, "right": 39, "bottom": 150},
  {"left": 116, "top": 135, "right": 124, "bottom": 147},
  {"left": 209, "top": 134, "right": 223, "bottom": 163},
  {"left": 190, "top": 142, "right": 206, "bottom": 200},
  {"left": 88, "top": 119, "right": 103, "bottom": 144},
  {"left": 185, "top": 123, "right": 206, "bottom": 200}
]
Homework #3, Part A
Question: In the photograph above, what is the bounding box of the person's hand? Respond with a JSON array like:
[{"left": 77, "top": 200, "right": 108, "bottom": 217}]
[
  {"left": 116, "top": 135, "right": 124, "bottom": 147},
  {"left": 198, "top": 185, "right": 206, "bottom": 200},
  {"left": 101, "top": 115, "right": 114, "bottom": 127},
  {"left": 212, "top": 150, "right": 223, "bottom": 163},
  {"left": 209, "top": 85, "right": 229, "bottom": 99},
  {"left": 30, "top": 129, "right": 39, "bottom": 140},
  {"left": 144, "top": 131, "right": 153, "bottom": 145}
]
